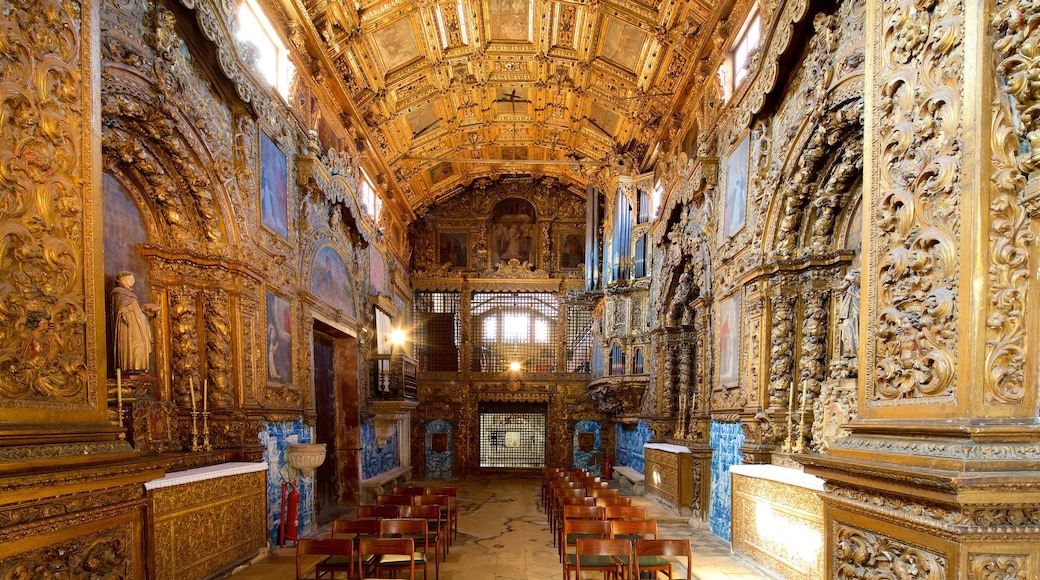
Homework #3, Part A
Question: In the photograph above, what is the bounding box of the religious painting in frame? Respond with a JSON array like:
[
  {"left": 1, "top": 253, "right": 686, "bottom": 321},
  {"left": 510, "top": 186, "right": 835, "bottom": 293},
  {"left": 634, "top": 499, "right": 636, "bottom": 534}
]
[
  {"left": 311, "top": 245, "right": 354, "bottom": 317},
  {"left": 260, "top": 131, "right": 289, "bottom": 237},
  {"left": 488, "top": 0, "right": 531, "bottom": 42},
  {"left": 558, "top": 231, "right": 585, "bottom": 270},
  {"left": 491, "top": 198, "right": 537, "bottom": 266},
  {"left": 265, "top": 291, "right": 292, "bottom": 386},
  {"left": 723, "top": 132, "right": 750, "bottom": 238},
  {"left": 372, "top": 16, "right": 421, "bottom": 72},
  {"left": 438, "top": 231, "right": 469, "bottom": 269},
  {"left": 719, "top": 293, "right": 741, "bottom": 386}
]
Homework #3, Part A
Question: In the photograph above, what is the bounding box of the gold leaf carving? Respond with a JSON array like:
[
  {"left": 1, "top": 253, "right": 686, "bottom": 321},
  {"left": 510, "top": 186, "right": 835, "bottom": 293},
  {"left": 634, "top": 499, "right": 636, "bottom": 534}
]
[
  {"left": 0, "top": 0, "right": 89, "bottom": 404},
  {"left": 834, "top": 524, "right": 948, "bottom": 579}
]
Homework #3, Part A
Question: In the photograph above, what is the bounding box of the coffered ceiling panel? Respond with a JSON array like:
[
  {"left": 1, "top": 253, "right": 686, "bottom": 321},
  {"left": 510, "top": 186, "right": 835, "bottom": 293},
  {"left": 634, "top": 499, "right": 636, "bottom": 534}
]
[{"left": 293, "top": 0, "right": 721, "bottom": 213}]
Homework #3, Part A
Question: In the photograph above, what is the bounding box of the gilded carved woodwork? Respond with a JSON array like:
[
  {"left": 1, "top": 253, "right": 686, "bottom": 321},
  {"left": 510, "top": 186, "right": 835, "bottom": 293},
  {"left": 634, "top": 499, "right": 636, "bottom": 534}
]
[
  {"left": 768, "top": 294, "right": 797, "bottom": 407},
  {"left": 985, "top": 38, "right": 1035, "bottom": 409},
  {"left": 834, "top": 524, "right": 947, "bottom": 580},
  {"left": 0, "top": 0, "right": 94, "bottom": 411},
  {"left": 868, "top": 0, "right": 963, "bottom": 405}
]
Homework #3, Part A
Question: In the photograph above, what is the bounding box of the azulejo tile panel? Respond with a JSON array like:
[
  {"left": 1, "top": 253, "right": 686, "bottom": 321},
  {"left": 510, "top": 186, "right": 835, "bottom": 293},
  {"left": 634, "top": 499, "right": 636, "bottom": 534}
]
[
  {"left": 260, "top": 418, "right": 315, "bottom": 545},
  {"left": 615, "top": 421, "right": 652, "bottom": 473},
  {"left": 361, "top": 419, "right": 400, "bottom": 479},
  {"left": 425, "top": 419, "right": 453, "bottom": 479},
  {"left": 572, "top": 420, "right": 601, "bottom": 474},
  {"left": 709, "top": 420, "right": 745, "bottom": 541}
]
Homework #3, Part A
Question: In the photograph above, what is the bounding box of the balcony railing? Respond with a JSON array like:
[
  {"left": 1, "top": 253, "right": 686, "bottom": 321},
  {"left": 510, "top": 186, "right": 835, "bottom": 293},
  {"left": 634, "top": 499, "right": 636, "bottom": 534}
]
[{"left": 371, "top": 353, "right": 418, "bottom": 400}]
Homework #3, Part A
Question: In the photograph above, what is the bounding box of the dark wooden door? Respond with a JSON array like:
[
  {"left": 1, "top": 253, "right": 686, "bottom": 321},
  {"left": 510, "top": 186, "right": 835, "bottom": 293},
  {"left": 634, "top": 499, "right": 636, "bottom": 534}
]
[{"left": 313, "top": 333, "right": 338, "bottom": 516}]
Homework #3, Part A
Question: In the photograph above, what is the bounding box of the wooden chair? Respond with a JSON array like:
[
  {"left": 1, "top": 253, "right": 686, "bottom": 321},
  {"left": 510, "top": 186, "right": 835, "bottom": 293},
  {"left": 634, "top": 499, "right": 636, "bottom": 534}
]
[
  {"left": 553, "top": 496, "right": 596, "bottom": 543},
  {"left": 393, "top": 485, "right": 425, "bottom": 495},
  {"left": 559, "top": 518, "right": 611, "bottom": 562},
  {"left": 331, "top": 519, "right": 379, "bottom": 575},
  {"left": 376, "top": 494, "right": 415, "bottom": 507},
  {"left": 633, "top": 539, "right": 693, "bottom": 580},
  {"left": 400, "top": 504, "right": 446, "bottom": 559},
  {"left": 589, "top": 488, "right": 620, "bottom": 498},
  {"left": 604, "top": 505, "right": 646, "bottom": 520},
  {"left": 378, "top": 518, "right": 434, "bottom": 580},
  {"left": 358, "top": 537, "right": 414, "bottom": 580},
  {"left": 609, "top": 519, "right": 658, "bottom": 543},
  {"left": 551, "top": 488, "right": 588, "bottom": 536},
  {"left": 596, "top": 496, "right": 633, "bottom": 507},
  {"left": 413, "top": 494, "right": 454, "bottom": 552},
  {"left": 424, "top": 486, "right": 458, "bottom": 541},
  {"left": 570, "top": 538, "right": 632, "bottom": 580},
  {"left": 558, "top": 504, "right": 605, "bottom": 549},
  {"left": 357, "top": 505, "right": 400, "bottom": 520},
  {"left": 295, "top": 537, "right": 355, "bottom": 580}
]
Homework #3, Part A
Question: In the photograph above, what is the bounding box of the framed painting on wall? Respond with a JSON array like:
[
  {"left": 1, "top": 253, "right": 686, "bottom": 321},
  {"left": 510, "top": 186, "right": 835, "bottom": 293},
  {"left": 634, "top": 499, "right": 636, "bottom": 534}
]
[
  {"left": 719, "top": 293, "right": 741, "bottom": 386},
  {"left": 265, "top": 291, "right": 292, "bottom": 386},
  {"left": 438, "top": 231, "right": 469, "bottom": 268},
  {"left": 558, "top": 231, "right": 585, "bottom": 269},
  {"left": 311, "top": 246, "right": 354, "bottom": 316},
  {"left": 260, "top": 131, "right": 288, "bottom": 237},
  {"left": 723, "top": 132, "right": 750, "bottom": 238}
]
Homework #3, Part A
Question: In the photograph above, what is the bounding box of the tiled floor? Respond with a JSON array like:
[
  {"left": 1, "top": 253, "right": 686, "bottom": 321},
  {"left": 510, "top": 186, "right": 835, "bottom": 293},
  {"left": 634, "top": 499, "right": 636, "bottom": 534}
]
[{"left": 231, "top": 476, "right": 767, "bottom": 579}]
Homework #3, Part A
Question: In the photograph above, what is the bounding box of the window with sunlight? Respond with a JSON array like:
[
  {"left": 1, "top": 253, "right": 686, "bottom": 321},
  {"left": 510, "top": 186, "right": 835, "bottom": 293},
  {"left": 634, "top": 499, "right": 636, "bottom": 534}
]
[
  {"left": 360, "top": 171, "right": 382, "bottom": 220},
  {"left": 717, "top": 6, "right": 761, "bottom": 100},
  {"left": 236, "top": 0, "right": 293, "bottom": 99}
]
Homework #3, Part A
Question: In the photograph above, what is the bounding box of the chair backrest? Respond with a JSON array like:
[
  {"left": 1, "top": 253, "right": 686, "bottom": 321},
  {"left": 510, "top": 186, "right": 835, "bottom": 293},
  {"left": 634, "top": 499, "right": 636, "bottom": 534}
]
[
  {"left": 610, "top": 518, "right": 658, "bottom": 540},
  {"left": 588, "top": 488, "right": 620, "bottom": 498},
  {"left": 359, "top": 538, "right": 415, "bottom": 579},
  {"left": 393, "top": 485, "right": 425, "bottom": 495},
  {"left": 357, "top": 504, "right": 400, "bottom": 519},
  {"left": 379, "top": 517, "right": 429, "bottom": 551},
  {"left": 595, "top": 496, "right": 632, "bottom": 507},
  {"left": 400, "top": 504, "right": 440, "bottom": 520},
  {"left": 424, "top": 486, "right": 457, "bottom": 498},
  {"left": 559, "top": 496, "right": 597, "bottom": 508},
  {"left": 585, "top": 480, "right": 611, "bottom": 489},
  {"left": 563, "top": 504, "right": 605, "bottom": 520},
  {"left": 296, "top": 538, "right": 352, "bottom": 580},
  {"left": 562, "top": 518, "right": 611, "bottom": 546},
  {"left": 634, "top": 539, "right": 693, "bottom": 577},
  {"left": 413, "top": 494, "right": 450, "bottom": 510},
  {"left": 604, "top": 505, "right": 646, "bottom": 520},
  {"left": 332, "top": 517, "right": 379, "bottom": 539},
  {"left": 574, "top": 538, "right": 633, "bottom": 577},
  {"left": 377, "top": 494, "right": 415, "bottom": 506}
]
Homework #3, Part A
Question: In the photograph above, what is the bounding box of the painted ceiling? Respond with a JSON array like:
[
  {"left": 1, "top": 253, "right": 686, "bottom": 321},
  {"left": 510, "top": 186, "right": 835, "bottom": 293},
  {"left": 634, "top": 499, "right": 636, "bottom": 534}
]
[{"left": 289, "top": 0, "right": 721, "bottom": 214}]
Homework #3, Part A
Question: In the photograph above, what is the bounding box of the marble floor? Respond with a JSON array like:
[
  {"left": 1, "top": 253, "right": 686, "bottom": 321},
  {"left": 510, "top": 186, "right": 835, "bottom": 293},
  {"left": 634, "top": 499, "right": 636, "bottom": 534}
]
[{"left": 231, "top": 476, "right": 767, "bottom": 580}]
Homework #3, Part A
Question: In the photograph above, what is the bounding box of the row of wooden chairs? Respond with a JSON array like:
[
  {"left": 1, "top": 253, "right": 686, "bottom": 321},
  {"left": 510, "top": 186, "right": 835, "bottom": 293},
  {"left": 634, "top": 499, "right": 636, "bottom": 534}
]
[
  {"left": 544, "top": 468, "right": 694, "bottom": 579},
  {"left": 295, "top": 485, "right": 460, "bottom": 580},
  {"left": 296, "top": 535, "right": 416, "bottom": 580},
  {"left": 567, "top": 538, "right": 694, "bottom": 580}
]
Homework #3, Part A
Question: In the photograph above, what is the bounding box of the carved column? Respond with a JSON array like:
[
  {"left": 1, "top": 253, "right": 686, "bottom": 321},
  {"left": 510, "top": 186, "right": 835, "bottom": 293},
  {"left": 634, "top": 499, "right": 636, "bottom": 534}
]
[{"left": 801, "top": 1, "right": 1040, "bottom": 576}]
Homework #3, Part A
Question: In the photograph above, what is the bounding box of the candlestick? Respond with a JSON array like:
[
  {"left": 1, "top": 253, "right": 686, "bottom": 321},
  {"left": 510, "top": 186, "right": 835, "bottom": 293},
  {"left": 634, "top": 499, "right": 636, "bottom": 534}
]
[
  {"left": 116, "top": 368, "right": 122, "bottom": 406},
  {"left": 190, "top": 376, "right": 196, "bottom": 411},
  {"left": 203, "top": 379, "right": 208, "bottom": 412}
]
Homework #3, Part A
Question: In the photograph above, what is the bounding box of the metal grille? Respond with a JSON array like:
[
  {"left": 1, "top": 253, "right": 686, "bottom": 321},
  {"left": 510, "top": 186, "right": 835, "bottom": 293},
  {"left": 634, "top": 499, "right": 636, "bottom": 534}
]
[
  {"left": 471, "top": 292, "right": 557, "bottom": 373},
  {"left": 566, "top": 304, "right": 592, "bottom": 372},
  {"left": 479, "top": 403, "right": 546, "bottom": 468},
  {"left": 414, "top": 292, "right": 461, "bottom": 372}
]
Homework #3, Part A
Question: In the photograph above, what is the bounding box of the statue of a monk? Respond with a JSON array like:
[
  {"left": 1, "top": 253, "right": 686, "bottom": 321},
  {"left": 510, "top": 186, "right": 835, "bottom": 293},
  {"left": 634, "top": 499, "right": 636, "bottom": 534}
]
[{"left": 111, "top": 271, "right": 160, "bottom": 373}]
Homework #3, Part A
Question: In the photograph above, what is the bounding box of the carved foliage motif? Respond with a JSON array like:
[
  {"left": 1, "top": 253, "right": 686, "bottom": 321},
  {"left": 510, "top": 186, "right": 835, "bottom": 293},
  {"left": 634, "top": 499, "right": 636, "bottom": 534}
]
[
  {"left": 203, "top": 289, "right": 232, "bottom": 409},
  {"left": 968, "top": 554, "right": 1030, "bottom": 579},
  {"left": 834, "top": 524, "right": 948, "bottom": 580},
  {"left": 768, "top": 294, "right": 797, "bottom": 405},
  {"left": 992, "top": 0, "right": 1040, "bottom": 176},
  {"left": 0, "top": 0, "right": 90, "bottom": 404},
  {"left": 168, "top": 286, "right": 200, "bottom": 408},
  {"left": 983, "top": 61, "right": 1034, "bottom": 406},
  {"left": 871, "top": 0, "right": 963, "bottom": 403},
  {"left": 0, "top": 522, "right": 134, "bottom": 579}
]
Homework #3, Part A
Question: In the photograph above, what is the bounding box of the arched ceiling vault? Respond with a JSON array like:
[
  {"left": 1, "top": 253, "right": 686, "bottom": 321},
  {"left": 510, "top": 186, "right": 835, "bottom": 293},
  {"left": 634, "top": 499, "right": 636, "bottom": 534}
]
[{"left": 284, "top": 0, "right": 722, "bottom": 215}]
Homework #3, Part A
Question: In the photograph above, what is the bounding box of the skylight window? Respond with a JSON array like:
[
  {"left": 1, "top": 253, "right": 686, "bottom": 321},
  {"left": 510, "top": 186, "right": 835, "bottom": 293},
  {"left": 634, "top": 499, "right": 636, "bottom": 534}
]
[
  {"left": 359, "top": 170, "right": 382, "bottom": 220},
  {"left": 237, "top": 0, "right": 293, "bottom": 99},
  {"left": 717, "top": 6, "right": 761, "bottom": 101}
]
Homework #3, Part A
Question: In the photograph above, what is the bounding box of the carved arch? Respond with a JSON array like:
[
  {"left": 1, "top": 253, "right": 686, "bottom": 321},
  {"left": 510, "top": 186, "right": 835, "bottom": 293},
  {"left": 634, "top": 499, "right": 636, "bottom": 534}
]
[{"left": 762, "top": 96, "right": 864, "bottom": 257}]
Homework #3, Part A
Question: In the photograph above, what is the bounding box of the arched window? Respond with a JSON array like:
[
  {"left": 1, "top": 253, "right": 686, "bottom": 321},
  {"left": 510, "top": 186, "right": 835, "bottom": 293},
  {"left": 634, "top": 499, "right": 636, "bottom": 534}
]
[
  {"left": 609, "top": 342, "right": 625, "bottom": 375},
  {"left": 632, "top": 347, "right": 644, "bottom": 374}
]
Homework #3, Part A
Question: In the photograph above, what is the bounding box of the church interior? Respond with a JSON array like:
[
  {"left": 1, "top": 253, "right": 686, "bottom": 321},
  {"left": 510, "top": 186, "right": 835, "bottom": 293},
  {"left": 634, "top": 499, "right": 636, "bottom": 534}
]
[{"left": 3, "top": 0, "right": 1040, "bottom": 577}]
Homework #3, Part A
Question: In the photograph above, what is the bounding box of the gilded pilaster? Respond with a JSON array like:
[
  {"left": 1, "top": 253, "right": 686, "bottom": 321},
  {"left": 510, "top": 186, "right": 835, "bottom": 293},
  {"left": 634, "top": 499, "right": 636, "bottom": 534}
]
[{"left": 801, "top": 0, "right": 1040, "bottom": 575}]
